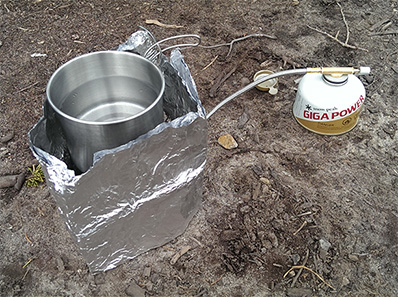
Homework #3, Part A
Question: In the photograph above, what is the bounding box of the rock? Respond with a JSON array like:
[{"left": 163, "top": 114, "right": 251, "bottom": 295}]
[
  {"left": 342, "top": 276, "right": 350, "bottom": 286},
  {"left": 287, "top": 287, "right": 313, "bottom": 297},
  {"left": 125, "top": 282, "right": 146, "bottom": 297},
  {"left": 237, "top": 110, "right": 250, "bottom": 129},
  {"left": 240, "top": 205, "right": 251, "bottom": 214},
  {"left": 217, "top": 134, "right": 238, "bottom": 150},
  {"left": 319, "top": 238, "right": 331, "bottom": 251},
  {"left": 319, "top": 248, "right": 327, "bottom": 260},
  {"left": 291, "top": 254, "right": 301, "bottom": 265},
  {"left": 0, "top": 131, "right": 14, "bottom": 143},
  {"left": 348, "top": 254, "right": 359, "bottom": 261},
  {"left": 143, "top": 266, "right": 151, "bottom": 278},
  {"left": 55, "top": 256, "right": 65, "bottom": 272},
  {"left": 94, "top": 272, "right": 106, "bottom": 285},
  {"left": 240, "top": 77, "right": 250, "bottom": 86},
  {"left": 145, "top": 281, "right": 153, "bottom": 291},
  {"left": 0, "top": 175, "right": 18, "bottom": 189},
  {"left": 14, "top": 173, "right": 26, "bottom": 191},
  {"left": 221, "top": 230, "right": 240, "bottom": 241}
]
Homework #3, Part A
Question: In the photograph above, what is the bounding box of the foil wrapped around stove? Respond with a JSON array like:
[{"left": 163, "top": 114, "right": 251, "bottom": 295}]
[{"left": 29, "top": 30, "right": 207, "bottom": 272}]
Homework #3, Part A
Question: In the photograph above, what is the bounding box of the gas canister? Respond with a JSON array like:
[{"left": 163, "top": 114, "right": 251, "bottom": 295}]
[{"left": 293, "top": 67, "right": 370, "bottom": 135}]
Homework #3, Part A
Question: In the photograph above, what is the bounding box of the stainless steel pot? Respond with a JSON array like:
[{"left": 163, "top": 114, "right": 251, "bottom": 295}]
[{"left": 46, "top": 51, "right": 165, "bottom": 172}]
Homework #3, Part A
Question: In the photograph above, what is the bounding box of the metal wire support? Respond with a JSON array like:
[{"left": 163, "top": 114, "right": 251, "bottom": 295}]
[
  {"left": 144, "top": 34, "right": 201, "bottom": 64},
  {"left": 206, "top": 68, "right": 308, "bottom": 119}
]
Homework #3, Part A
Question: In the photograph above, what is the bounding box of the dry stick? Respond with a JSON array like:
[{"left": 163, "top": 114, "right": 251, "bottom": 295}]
[
  {"left": 369, "top": 31, "right": 398, "bottom": 36},
  {"left": 25, "top": 232, "right": 33, "bottom": 244},
  {"left": 307, "top": 1, "right": 367, "bottom": 52},
  {"left": 202, "top": 55, "right": 219, "bottom": 71},
  {"left": 284, "top": 265, "right": 336, "bottom": 290},
  {"left": 209, "top": 64, "right": 238, "bottom": 97},
  {"left": 145, "top": 19, "right": 183, "bottom": 29},
  {"left": 22, "top": 269, "right": 29, "bottom": 280},
  {"left": 297, "top": 211, "right": 312, "bottom": 217},
  {"left": 22, "top": 258, "right": 33, "bottom": 269},
  {"left": 291, "top": 249, "right": 309, "bottom": 287},
  {"left": 293, "top": 220, "right": 307, "bottom": 236},
  {"left": 336, "top": 2, "right": 349, "bottom": 44},
  {"left": 307, "top": 25, "right": 367, "bottom": 52},
  {"left": 211, "top": 275, "right": 224, "bottom": 286},
  {"left": 17, "top": 82, "right": 39, "bottom": 93}
]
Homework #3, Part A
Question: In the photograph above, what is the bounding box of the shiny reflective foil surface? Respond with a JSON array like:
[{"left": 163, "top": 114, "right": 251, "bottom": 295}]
[{"left": 29, "top": 30, "right": 207, "bottom": 272}]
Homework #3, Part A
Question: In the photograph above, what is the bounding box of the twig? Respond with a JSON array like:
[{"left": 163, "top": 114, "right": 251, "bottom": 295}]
[
  {"left": 307, "top": 1, "right": 367, "bottom": 52},
  {"left": 202, "top": 55, "right": 218, "bottom": 71},
  {"left": 22, "top": 269, "right": 29, "bottom": 280},
  {"left": 297, "top": 211, "right": 312, "bottom": 217},
  {"left": 209, "top": 64, "right": 238, "bottom": 97},
  {"left": 25, "top": 232, "right": 33, "bottom": 244},
  {"left": 284, "top": 265, "right": 336, "bottom": 290},
  {"left": 199, "top": 33, "right": 276, "bottom": 57},
  {"left": 116, "top": 13, "right": 132, "bottom": 19},
  {"left": 336, "top": 2, "right": 349, "bottom": 44},
  {"left": 17, "top": 82, "right": 39, "bottom": 93},
  {"left": 291, "top": 249, "right": 309, "bottom": 287},
  {"left": 211, "top": 275, "right": 224, "bottom": 286},
  {"left": 190, "top": 236, "right": 204, "bottom": 247},
  {"left": 293, "top": 221, "right": 307, "bottom": 236},
  {"left": 145, "top": 19, "right": 183, "bottom": 29},
  {"left": 56, "top": 3, "right": 73, "bottom": 9},
  {"left": 22, "top": 258, "right": 34, "bottom": 269},
  {"left": 307, "top": 25, "right": 367, "bottom": 51},
  {"left": 170, "top": 246, "right": 191, "bottom": 265},
  {"left": 369, "top": 31, "right": 398, "bottom": 36}
]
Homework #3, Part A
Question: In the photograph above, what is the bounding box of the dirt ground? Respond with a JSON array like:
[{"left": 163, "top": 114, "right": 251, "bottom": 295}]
[{"left": 1, "top": 0, "right": 398, "bottom": 296}]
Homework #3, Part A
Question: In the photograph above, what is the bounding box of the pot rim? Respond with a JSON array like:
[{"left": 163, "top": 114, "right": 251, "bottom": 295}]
[{"left": 46, "top": 50, "right": 165, "bottom": 126}]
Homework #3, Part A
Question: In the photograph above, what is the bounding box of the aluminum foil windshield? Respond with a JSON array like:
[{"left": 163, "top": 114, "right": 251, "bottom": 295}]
[{"left": 29, "top": 30, "right": 207, "bottom": 272}]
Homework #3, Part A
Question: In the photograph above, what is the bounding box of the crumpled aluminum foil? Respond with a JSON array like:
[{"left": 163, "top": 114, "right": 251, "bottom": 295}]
[{"left": 29, "top": 30, "right": 207, "bottom": 272}]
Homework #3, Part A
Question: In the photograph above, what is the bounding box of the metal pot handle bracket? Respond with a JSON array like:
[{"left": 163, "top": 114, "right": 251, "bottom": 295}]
[{"left": 144, "top": 34, "right": 201, "bottom": 64}]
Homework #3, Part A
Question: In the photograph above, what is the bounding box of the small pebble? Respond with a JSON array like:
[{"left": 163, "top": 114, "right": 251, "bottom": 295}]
[
  {"left": 218, "top": 134, "right": 238, "bottom": 150},
  {"left": 348, "top": 254, "right": 359, "bottom": 261},
  {"left": 94, "top": 272, "right": 106, "bottom": 285},
  {"left": 125, "top": 282, "right": 146, "bottom": 297},
  {"left": 241, "top": 77, "right": 250, "bottom": 86},
  {"left": 0, "top": 175, "right": 18, "bottom": 189},
  {"left": 291, "top": 254, "right": 301, "bottom": 265},
  {"left": 260, "top": 177, "right": 270, "bottom": 185},
  {"left": 15, "top": 172, "right": 26, "bottom": 191},
  {"left": 319, "top": 238, "right": 331, "bottom": 251},
  {"left": 287, "top": 287, "right": 313, "bottom": 297},
  {"left": 342, "top": 276, "right": 350, "bottom": 286},
  {"left": 143, "top": 266, "right": 151, "bottom": 278},
  {"left": 237, "top": 111, "right": 250, "bottom": 129},
  {"left": 0, "top": 131, "right": 14, "bottom": 143}
]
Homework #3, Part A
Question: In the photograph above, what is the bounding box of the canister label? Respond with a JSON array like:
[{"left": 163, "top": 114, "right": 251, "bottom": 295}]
[{"left": 293, "top": 94, "right": 365, "bottom": 135}]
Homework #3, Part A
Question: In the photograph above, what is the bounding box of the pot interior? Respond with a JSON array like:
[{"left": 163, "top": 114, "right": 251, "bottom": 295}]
[{"left": 47, "top": 51, "right": 164, "bottom": 124}]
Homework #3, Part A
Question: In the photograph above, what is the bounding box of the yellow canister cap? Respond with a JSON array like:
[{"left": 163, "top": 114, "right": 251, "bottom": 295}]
[{"left": 253, "top": 70, "right": 278, "bottom": 94}]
